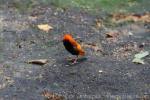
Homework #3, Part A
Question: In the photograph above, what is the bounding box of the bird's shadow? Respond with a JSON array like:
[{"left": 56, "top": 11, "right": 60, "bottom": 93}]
[{"left": 77, "top": 57, "right": 87, "bottom": 62}]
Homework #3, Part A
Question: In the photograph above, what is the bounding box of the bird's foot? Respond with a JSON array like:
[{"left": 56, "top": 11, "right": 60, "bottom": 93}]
[
  {"left": 71, "top": 58, "right": 77, "bottom": 64},
  {"left": 66, "top": 57, "right": 78, "bottom": 64}
]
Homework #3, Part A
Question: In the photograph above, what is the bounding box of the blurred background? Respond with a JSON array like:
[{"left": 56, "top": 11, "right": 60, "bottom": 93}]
[{"left": 0, "top": 0, "right": 150, "bottom": 13}]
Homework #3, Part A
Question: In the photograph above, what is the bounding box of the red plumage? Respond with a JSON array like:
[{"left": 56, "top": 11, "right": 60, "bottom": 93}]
[{"left": 63, "top": 34, "right": 85, "bottom": 63}]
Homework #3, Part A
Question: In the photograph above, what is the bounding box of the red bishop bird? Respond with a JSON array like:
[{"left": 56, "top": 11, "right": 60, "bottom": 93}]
[{"left": 63, "top": 34, "right": 85, "bottom": 63}]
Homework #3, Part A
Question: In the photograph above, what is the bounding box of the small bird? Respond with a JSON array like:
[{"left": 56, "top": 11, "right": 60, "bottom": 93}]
[{"left": 63, "top": 34, "right": 85, "bottom": 63}]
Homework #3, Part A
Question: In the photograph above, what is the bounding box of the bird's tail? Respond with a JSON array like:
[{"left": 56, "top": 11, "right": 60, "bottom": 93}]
[{"left": 77, "top": 45, "right": 85, "bottom": 56}]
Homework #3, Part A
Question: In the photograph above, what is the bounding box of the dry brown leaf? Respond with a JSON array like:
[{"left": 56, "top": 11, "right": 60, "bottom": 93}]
[
  {"left": 41, "top": 90, "right": 65, "bottom": 100},
  {"left": 27, "top": 59, "right": 48, "bottom": 65},
  {"left": 105, "top": 32, "right": 119, "bottom": 38},
  {"left": 105, "top": 31, "right": 120, "bottom": 43},
  {"left": 37, "top": 24, "right": 53, "bottom": 33},
  {"left": 28, "top": 16, "right": 38, "bottom": 21},
  {"left": 111, "top": 12, "right": 150, "bottom": 23},
  {"left": 140, "top": 95, "right": 150, "bottom": 100},
  {"left": 82, "top": 43, "right": 102, "bottom": 52},
  {"left": 95, "top": 19, "right": 102, "bottom": 28}
]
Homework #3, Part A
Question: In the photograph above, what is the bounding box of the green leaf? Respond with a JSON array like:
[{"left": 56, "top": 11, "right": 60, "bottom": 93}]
[
  {"left": 132, "top": 58, "right": 145, "bottom": 64},
  {"left": 134, "top": 51, "right": 149, "bottom": 59},
  {"left": 132, "top": 51, "right": 149, "bottom": 64}
]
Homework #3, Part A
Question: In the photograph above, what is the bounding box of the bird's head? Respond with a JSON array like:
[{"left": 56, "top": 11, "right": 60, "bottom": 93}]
[{"left": 63, "top": 34, "right": 72, "bottom": 41}]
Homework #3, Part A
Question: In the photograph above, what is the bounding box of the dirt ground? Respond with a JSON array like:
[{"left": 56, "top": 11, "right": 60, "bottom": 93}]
[{"left": 0, "top": 4, "right": 150, "bottom": 100}]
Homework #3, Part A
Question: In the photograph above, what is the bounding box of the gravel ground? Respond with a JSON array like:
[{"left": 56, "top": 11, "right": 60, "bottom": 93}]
[{"left": 0, "top": 5, "right": 150, "bottom": 100}]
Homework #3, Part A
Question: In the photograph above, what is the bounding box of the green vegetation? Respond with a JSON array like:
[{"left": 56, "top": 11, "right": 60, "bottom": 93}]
[
  {"left": 50, "top": 0, "right": 136, "bottom": 13},
  {"left": 0, "top": 0, "right": 149, "bottom": 13},
  {"left": 54, "top": 0, "right": 150, "bottom": 13}
]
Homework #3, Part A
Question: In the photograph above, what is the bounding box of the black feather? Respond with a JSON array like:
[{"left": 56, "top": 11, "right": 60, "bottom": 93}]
[{"left": 63, "top": 40, "right": 79, "bottom": 55}]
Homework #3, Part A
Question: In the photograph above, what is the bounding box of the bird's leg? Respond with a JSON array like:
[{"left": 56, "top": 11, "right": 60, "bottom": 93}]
[{"left": 71, "top": 56, "right": 78, "bottom": 64}]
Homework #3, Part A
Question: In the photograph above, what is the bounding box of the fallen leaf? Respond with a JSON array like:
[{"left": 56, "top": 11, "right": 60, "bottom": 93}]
[
  {"left": 105, "top": 32, "right": 119, "bottom": 38},
  {"left": 105, "top": 31, "right": 120, "bottom": 42},
  {"left": 82, "top": 43, "right": 103, "bottom": 52},
  {"left": 37, "top": 24, "right": 53, "bottom": 33},
  {"left": 0, "top": 83, "right": 7, "bottom": 90},
  {"left": 95, "top": 19, "right": 102, "bottom": 28},
  {"left": 128, "top": 31, "right": 133, "bottom": 36},
  {"left": 98, "top": 70, "right": 103, "bottom": 73},
  {"left": 134, "top": 51, "right": 149, "bottom": 59},
  {"left": 41, "top": 90, "right": 64, "bottom": 100},
  {"left": 27, "top": 59, "right": 48, "bottom": 65},
  {"left": 132, "top": 58, "right": 145, "bottom": 64},
  {"left": 132, "top": 51, "right": 149, "bottom": 64},
  {"left": 111, "top": 12, "right": 150, "bottom": 23},
  {"left": 28, "top": 16, "right": 38, "bottom": 21},
  {"left": 140, "top": 95, "right": 150, "bottom": 100}
]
